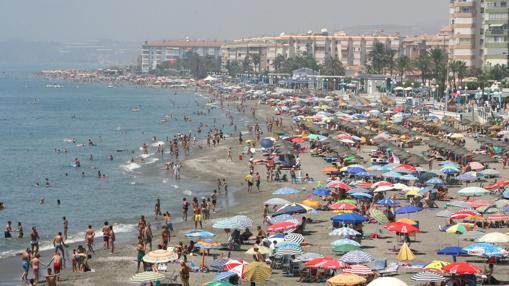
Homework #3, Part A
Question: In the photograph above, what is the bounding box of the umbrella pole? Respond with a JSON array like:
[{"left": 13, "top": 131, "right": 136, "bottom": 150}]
[{"left": 201, "top": 252, "right": 205, "bottom": 270}]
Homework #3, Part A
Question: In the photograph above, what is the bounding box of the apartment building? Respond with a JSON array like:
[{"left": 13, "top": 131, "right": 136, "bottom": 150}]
[
  {"left": 482, "top": 0, "right": 509, "bottom": 67},
  {"left": 402, "top": 27, "right": 451, "bottom": 60},
  {"left": 140, "top": 40, "right": 224, "bottom": 73},
  {"left": 220, "top": 31, "right": 402, "bottom": 72}
]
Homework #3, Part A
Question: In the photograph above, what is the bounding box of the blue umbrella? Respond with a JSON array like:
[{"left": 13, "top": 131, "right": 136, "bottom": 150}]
[
  {"left": 376, "top": 198, "right": 400, "bottom": 206},
  {"left": 331, "top": 213, "right": 368, "bottom": 223},
  {"left": 214, "top": 271, "right": 238, "bottom": 281},
  {"left": 340, "top": 250, "right": 373, "bottom": 264},
  {"left": 210, "top": 257, "right": 231, "bottom": 271},
  {"left": 400, "top": 174, "right": 418, "bottom": 181},
  {"left": 437, "top": 246, "right": 468, "bottom": 257},
  {"left": 426, "top": 177, "right": 444, "bottom": 185},
  {"left": 463, "top": 243, "right": 507, "bottom": 257},
  {"left": 377, "top": 165, "right": 395, "bottom": 172},
  {"left": 350, "top": 192, "right": 373, "bottom": 200},
  {"left": 503, "top": 189, "right": 509, "bottom": 199},
  {"left": 456, "top": 173, "right": 477, "bottom": 182},
  {"left": 312, "top": 187, "right": 331, "bottom": 196},
  {"left": 347, "top": 188, "right": 370, "bottom": 194},
  {"left": 356, "top": 171, "right": 373, "bottom": 177},
  {"left": 260, "top": 138, "right": 274, "bottom": 148},
  {"left": 195, "top": 239, "right": 224, "bottom": 249},
  {"left": 395, "top": 205, "right": 423, "bottom": 215},
  {"left": 382, "top": 172, "right": 402, "bottom": 179},
  {"left": 270, "top": 214, "right": 299, "bottom": 224},
  {"left": 419, "top": 187, "right": 438, "bottom": 194},
  {"left": 347, "top": 167, "right": 366, "bottom": 174},
  {"left": 185, "top": 230, "right": 215, "bottom": 238},
  {"left": 273, "top": 187, "right": 299, "bottom": 195},
  {"left": 272, "top": 203, "right": 308, "bottom": 217}
]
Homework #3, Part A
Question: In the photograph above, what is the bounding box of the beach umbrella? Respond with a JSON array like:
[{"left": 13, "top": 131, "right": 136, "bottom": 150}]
[
  {"left": 321, "top": 167, "right": 339, "bottom": 173},
  {"left": 367, "top": 277, "right": 408, "bottom": 286},
  {"left": 294, "top": 252, "right": 323, "bottom": 262},
  {"left": 477, "top": 232, "right": 509, "bottom": 244},
  {"left": 424, "top": 260, "right": 450, "bottom": 273},
  {"left": 456, "top": 173, "right": 477, "bottom": 182},
  {"left": 382, "top": 172, "right": 401, "bottom": 179},
  {"left": 487, "top": 213, "right": 509, "bottom": 221},
  {"left": 397, "top": 242, "right": 415, "bottom": 261},
  {"left": 272, "top": 187, "right": 299, "bottom": 195},
  {"left": 437, "top": 246, "right": 468, "bottom": 260},
  {"left": 373, "top": 186, "right": 395, "bottom": 193},
  {"left": 348, "top": 188, "right": 371, "bottom": 194},
  {"left": 469, "top": 162, "right": 484, "bottom": 170},
  {"left": 458, "top": 187, "right": 489, "bottom": 196},
  {"left": 243, "top": 261, "right": 272, "bottom": 283},
  {"left": 504, "top": 190, "right": 509, "bottom": 199},
  {"left": 338, "top": 199, "right": 358, "bottom": 205},
  {"left": 331, "top": 213, "right": 368, "bottom": 223},
  {"left": 230, "top": 215, "right": 253, "bottom": 228},
  {"left": 330, "top": 202, "right": 357, "bottom": 211},
  {"left": 392, "top": 183, "right": 408, "bottom": 190},
  {"left": 480, "top": 169, "right": 500, "bottom": 177},
  {"left": 355, "top": 171, "right": 373, "bottom": 177},
  {"left": 341, "top": 250, "right": 373, "bottom": 264},
  {"left": 268, "top": 221, "right": 299, "bottom": 232},
  {"left": 372, "top": 181, "right": 393, "bottom": 188},
  {"left": 450, "top": 210, "right": 480, "bottom": 220},
  {"left": 397, "top": 218, "right": 417, "bottom": 225},
  {"left": 185, "top": 230, "right": 215, "bottom": 238},
  {"left": 301, "top": 199, "right": 321, "bottom": 209},
  {"left": 210, "top": 257, "right": 231, "bottom": 271},
  {"left": 212, "top": 219, "right": 244, "bottom": 229},
  {"left": 395, "top": 205, "right": 422, "bottom": 215},
  {"left": 312, "top": 187, "right": 331, "bottom": 196},
  {"left": 329, "top": 227, "right": 361, "bottom": 237},
  {"left": 203, "top": 282, "right": 235, "bottom": 286},
  {"left": 275, "top": 242, "right": 303, "bottom": 256},
  {"left": 214, "top": 271, "right": 238, "bottom": 281},
  {"left": 284, "top": 233, "right": 304, "bottom": 244},
  {"left": 441, "top": 166, "right": 460, "bottom": 174},
  {"left": 376, "top": 198, "right": 400, "bottom": 206},
  {"left": 351, "top": 192, "right": 373, "bottom": 200},
  {"left": 426, "top": 177, "right": 444, "bottom": 185},
  {"left": 223, "top": 259, "right": 248, "bottom": 271},
  {"left": 260, "top": 138, "right": 274, "bottom": 148},
  {"left": 446, "top": 201, "right": 472, "bottom": 209},
  {"left": 436, "top": 210, "right": 453, "bottom": 218},
  {"left": 245, "top": 245, "right": 272, "bottom": 255},
  {"left": 419, "top": 187, "right": 438, "bottom": 194},
  {"left": 486, "top": 180, "right": 509, "bottom": 190},
  {"left": 411, "top": 272, "right": 446, "bottom": 283},
  {"left": 291, "top": 137, "right": 304, "bottom": 143},
  {"left": 264, "top": 198, "right": 290, "bottom": 205},
  {"left": 446, "top": 224, "right": 472, "bottom": 234},
  {"left": 269, "top": 214, "right": 299, "bottom": 224},
  {"left": 343, "top": 264, "right": 374, "bottom": 275},
  {"left": 273, "top": 203, "right": 313, "bottom": 216},
  {"left": 477, "top": 205, "right": 499, "bottom": 214},
  {"left": 442, "top": 262, "right": 482, "bottom": 275},
  {"left": 463, "top": 243, "right": 508, "bottom": 257},
  {"left": 195, "top": 239, "right": 223, "bottom": 249},
  {"left": 327, "top": 273, "right": 367, "bottom": 286},
  {"left": 400, "top": 174, "right": 418, "bottom": 181},
  {"left": 331, "top": 239, "right": 361, "bottom": 247},
  {"left": 130, "top": 272, "right": 166, "bottom": 283},
  {"left": 369, "top": 208, "right": 389, "bottom": 224},
  {"left": 460, "top": 230, "right": 485, "bottom": 240},
  {"left": 142, "top": 249, "right": 177, "bottom": 263},
  {"left": 384, "top": 222, "right": 420, "bottom": 234},
  {"left": 355, "top": 181, "right": 373, "bottom": 188},
  {"left": 328, "top": 182, "right": 352, "bottom": 190},
  {"left": 395, "top": 164, "right": 417, "bottom": 172},
  {"left": 334, "top": 244, "right": 361, "bottom": 254},
  {"left": 306, "top": 257, "right": 348, "bottom": 269}
]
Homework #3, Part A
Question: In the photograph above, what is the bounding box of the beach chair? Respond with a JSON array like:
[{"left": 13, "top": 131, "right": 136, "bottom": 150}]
[
  {"left": 378, "top": 262, "right": 399, "bottom": 276},
  {"left": 372, "top": 259, "right": 387, "bottom": 272}
]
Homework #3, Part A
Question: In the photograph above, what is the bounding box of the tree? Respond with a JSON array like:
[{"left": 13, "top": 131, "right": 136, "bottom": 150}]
[
  {"left": 274, "top": 54, "right": 285, "bottom": 72},
  {"left": 394, "top": 55, "right": 411, "bottom": 83},
  {"left": 320, "top": 56, "right": 345, "bottom": 76},
  {"left": 449, "top": 60, "right": 461, "bottom": 88},
  {"left": 242, "top": 55, "right": 252, "bottom": 72},
  {"left": 179, "top": 52, "right": 221, "bottom": 78},
  {"left": 429, "top": 48, "right": 448, "bottom": 97},
  {"left": 456, "top": 61, "right": 468, "bottom": 87},
  {"left": 368, "top": 41, "right": 386, "bottom": 74},
  {"left": 384, "top": 48, "right": 396, "bottom": 76},
  {"left": 225, "top": 60, "right": 242, "bottom": 76},
  {"left": 488, "top": 64, "right": 509, "bottom": 81},
  {"left": 250, "top": 53, "right": 261, "bottom": 72},
  {"left": 413, "top": 52, "right": 431, "bottom": 84}
]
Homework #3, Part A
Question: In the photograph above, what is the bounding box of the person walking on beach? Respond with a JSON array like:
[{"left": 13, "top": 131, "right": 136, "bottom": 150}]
[
  {"left": 52, "top": 232, "right": 67, "bottom": 266},
  {"left": 255, "top": 172, "right": 261, "bottom": 192},
  {"left": 217, "top": 178, "right": 222, "bottom": 192},
  {"left": 46, "top": 250, "right": 62, "bottom": 276},
  {"left": 182, "top": 198, "right": 189, "bottom": 222},
  {"left": 30, "top": 226, "right": 40, "bottom": 255},
  {"left": 223, "top": 178, "right": 228, "bottom": 192},
  {"left": 180, "top": 261, "right": 191, "bottom": 286},
  {"left": 85, "top": 225, "right": 95, "bottom": 255},
  {"left": 138, "top": 215, "right": 146, "bottom": 237},
  {"left": 211, "top": 190, "right": 218, "bottom": 212},
  {"left": 192, "top": 198, "right": 203, "bottom": 229},
  {"left": 244, "top": 174, "right": 254, "bottom": 193},
  {"left": 109, "top": 225, "right": 115, "bottom": 254},
  {"left": 154, "top": 198, "right": 161, "bottom": 220},
  {"left": 30, "top": 253, "right": 40, "bottom": 285},
  {"left": 102, "top": 222, "right": 111, "bottom": 250},
  {"left": 227, "top": 147, "right": 233, "bottom": 162},
  {"left": 21, "top": 248, "right": 30, "bottom": 282},
  {"left": 143, "top": 224, "right": 153, "bottom": 251},
  {"left": 62, "top": 217, "right": 68, "bottom": 240},
  {"left": 136, "top": 238, "right": 145, "bottom": 273}
]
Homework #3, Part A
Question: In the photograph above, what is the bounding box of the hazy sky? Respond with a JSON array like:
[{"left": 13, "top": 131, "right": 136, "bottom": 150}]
[{"left": 0, "top": 0, "right": 449, "bottom": 42}]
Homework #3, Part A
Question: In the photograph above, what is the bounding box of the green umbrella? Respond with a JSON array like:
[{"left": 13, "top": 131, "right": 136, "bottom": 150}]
[
  {"left": 333, "top": 244, "right": 360, "bottom": 254},
  {"left": 344, "top": 156, "right": 356, "bottom": 161},
  {"left": 338, "top": 199, "right": 357, "bottom": 205},
  {"left": 369, "top": 208, "right": 389, "bottom": 224},
  {"left": 203, "top": 282, "right": 235, "bottom": 286}
]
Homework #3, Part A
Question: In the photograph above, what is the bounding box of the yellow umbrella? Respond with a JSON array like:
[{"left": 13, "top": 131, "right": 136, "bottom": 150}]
[
  {"left": 405, "top": 189, "right": 419, "bottom": 197},
  {"left": 302, "top": 199, "right": 321, "bottom": 209},
  {"left": 450, "top": 133, "right": 464, "bottom": 139},
  {"left": 243, "top": 262, "right": 272, "bottom": 283},
  {"left": 245, "top": 245, "right": 272, "bottom": 255},
  {"left": 397, "top": 218, "right": 417, "bottom": 225},
  {"left": 424, "top": 260, "right": 449, "bottom": 273},
  {"left": 327, "top": 273, "right": 367, "bottom": 286},
  {"left": 397, "top": 242, "right": 415, "bottom": 261}
]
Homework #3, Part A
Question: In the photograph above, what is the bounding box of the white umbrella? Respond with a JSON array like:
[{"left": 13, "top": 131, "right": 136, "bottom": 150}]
[{"left": 264, "top": 198, "right": 291, "bottom": 205}]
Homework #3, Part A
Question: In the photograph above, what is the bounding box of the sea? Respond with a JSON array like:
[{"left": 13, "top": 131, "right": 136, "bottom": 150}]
[{"left": 0, "top": 64, "right": 246, "bottom": 258}]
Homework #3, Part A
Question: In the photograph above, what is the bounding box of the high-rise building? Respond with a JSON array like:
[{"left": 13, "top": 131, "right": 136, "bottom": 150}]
[{"left": 449, "top": 0, "right": 508, "bottom": 68}]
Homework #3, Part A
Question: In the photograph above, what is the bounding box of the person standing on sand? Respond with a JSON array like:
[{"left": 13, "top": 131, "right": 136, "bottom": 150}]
[
  {"left": 180, "top": 261, "right": 191, "bottom": 286},
  {"left": 192, "top": 198, "right": 203, "bottom": 229},
  {"left": 255, "top": 172, "right": 261, "bottom": 192},
  {"left": 138, "top": 215, "right": 146, "bottom": 237},
  {"left": 182, "top": 198, "right": 189, "bottom": 222},
  {"left": 143, "top": 224, "right": 153, "bottom": 251},
  {"left": 217, "top": 178, "right": 222, "bottom": 192},
  {"left": 62, "top": 217, "right": 68, "bottom": 240},
  {"left": 102, "top": 222, "right": 111, "bottom": 250},
  {"left": 46, "top": 250, "right": 62, "bottom": 276},
  {"left": 154, "top": 198, "right": 161, "bottom": 220},
  {"left": 227, "top": 147, "right": 233, "bottom": 161},
  {"left": 21, "top": 248, "right": 30, "bottom": 281},
  {"left": 30, "top": 253, "right": 40, "bottom": 285},
  {"left": 244, "top": 174, "right": 254, "bottom": 192},
  {"left": 109, "top": 225, "right": 115, "bottom": 254},
  {"left": 52, "top": 232, "right": 67, "bottom": 265},
  {"left": 30, "top": 226, "right": 40, "bottom": 255},
  {"left": 161, "top": 225, "right": 170, "bottom": 249},
  {"left": 211, "top": 190, "right": 218, "bottom": 212},
  {"left": 45, "top": 268, "right": 57, "bottom": 286},
  {"left": 262, "top": 204, "right": 269, "bottom": 224},
  {"left": 136, "top": 238, "right": 145, "bottom": 273},
  {"left": 85, "top": 225, "right": 95, "bottom": 255}
]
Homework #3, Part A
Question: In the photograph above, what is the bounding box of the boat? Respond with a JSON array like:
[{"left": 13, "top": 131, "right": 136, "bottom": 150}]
[
  {"left": 131, "top": 105, "right": 141, "bottom": 112},
  {"left": 46, "top": 84, "right": 63, "bottom": 88}
]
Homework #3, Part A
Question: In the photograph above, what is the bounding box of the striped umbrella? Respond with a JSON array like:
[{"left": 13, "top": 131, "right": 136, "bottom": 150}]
[
  {"left": 284, "top": 233, "right": 305, "bottom": 244},
  {"left": 143, "top": 249, "right": 177, "bottom": 263},
  {"left": 340, "top": 250, "right": 373, "bottom": 264},
  {"left": 329, "top": 227, "right": 361, "bottom": 237},
  {"left": 264, "top": 198, "right": 291, "bottom": 205},
  {"left": 130, "top": 272, "right": 166, "bottom": 282},
  {"left": 270, "top": 214, "right": 299, "bottom": 225},
  {"left": 343, "top": 264, "right": 373, "bottom": 275},
  {"left": 307, "top": 258, "right": 348, "bottom": 270},
  {"left": 376, "top": 198, "right": 400, "bottom": 206},
  {"left": 334, "top": 244, "right": 361, "bottom": 254},
  {"left": 212, "top": 219, "right": 244, "bottom": 229},
  {"left": 295, "top": 252, "right": 323, "bottom": 262},
  {"left": 223, "top": 259, "right": 248, "bottom": 271},
  {"left": 195, "top": 239, "right": 224, "bottom": 249},
  {"left": 369, "top": 208, "right": 389, "bottom": 224},
  {"left": 331, "top": 239, "right": 361, "bottom": 247},
  {"left": 243, "top": 262, "right": 272, "bottom": 283},
  {"left": 275, "top": 242, "right": 303, "bottom": 256},
  {"left": 458, "top": 187, "right": 489, "bottom": 196},
  {"left": 411, "top": 272, "right": 446, "bottom": 282},
  {"left": 230, "top": 215, "right": 254, "bottom": 228},
  {"left": 210, "top": 257, "right": 231, "bottom": 271},
  {"left": 214, "top": 271, "right": 238, "bottom": 281}
]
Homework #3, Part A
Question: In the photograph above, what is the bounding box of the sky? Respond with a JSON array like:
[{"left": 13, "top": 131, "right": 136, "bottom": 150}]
[{"left": 0, "top": 0, "right": 449, "bottom": 42}]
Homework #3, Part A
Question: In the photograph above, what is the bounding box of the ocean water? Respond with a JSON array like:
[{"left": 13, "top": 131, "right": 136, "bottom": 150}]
[{"left": 0, "top": 65, "right": 245, "bottom": 258}]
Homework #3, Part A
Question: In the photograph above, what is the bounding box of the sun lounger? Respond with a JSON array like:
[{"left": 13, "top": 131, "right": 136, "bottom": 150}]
[{"left": 378, "top": 262, "right": 399, "bottom": 276}]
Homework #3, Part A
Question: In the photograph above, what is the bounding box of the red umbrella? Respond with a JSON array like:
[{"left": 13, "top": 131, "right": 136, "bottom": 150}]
[
  {"left": 224, "top": 259, "right": 248, "bottom": 271},
  {"left": 329, "top": 202, "right": 357, "bottom": 211},
  {"left": 356, "top": 181, "right": 372, "bottom": 188},
  {"left": 488, "top": 213, "right": 509, "bottom": 221},
  {"left": 305, "top": 257, "right": 348, "bottom": 269},
  {"left": 268, "top": 221, "right": 299, "bottom": 232},
  {"left": 343, "top": 264, "right": 373, "bottom": 275},
  {"left": 384, "top": 222, "right": 420, "bottom": 234},
  {"left": 466, "top": 200, "right": 493, "bottom": 208},
  {"left": 485, "top": 180, "right": 509, "bottom": 190},
  {"left": 442, "top": 262, "right": 482, "bottom": 275},
  {"left": 371, "top": 181, "right": 393, "bottom": 188},
  {"left": 291, "top": 137, "right": 305, "bottom": 143},
  {"left": 396, "top": 164, "right": 417, "bottom": 171},
  {"left": 450, "top": 210, "right": 480, "bottom": 220},
  {"left": 328, "top": 182, "right": 352, "bottom": 190}
]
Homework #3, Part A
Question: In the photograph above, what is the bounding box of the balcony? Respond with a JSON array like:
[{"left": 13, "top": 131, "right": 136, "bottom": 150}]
[{"left": 485, "top": 42, "right": 508, "bottom": 48}]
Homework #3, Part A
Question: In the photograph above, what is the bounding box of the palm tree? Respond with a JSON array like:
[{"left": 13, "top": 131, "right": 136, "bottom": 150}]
[
  {"left": 320, "top": 56, "right": 345, "bottom": 76},
  {"left": 456, "top": 61, "right": 468, "bottom": 87},
  {"left": 413, "top": 52, "right": 431, "bottom": 84},
  {"left": 394, "top": 55, "right": 411, "bottom": 83},
  {"left": 384, "top": 48, "right": 396, "bottom": 76},
  {"left": 448, "top": 61, "right": 460, "bottom": 89},
  {"left": 368, "top": 41, "right": 386, "bottom": 74},
  {"left": 250, "top": 53, "right": 261, "bottom": 73},
  {"left": 274, "top": 54, "right": 285, "bottom": 72},
  {"left": 429, "top": 48, "right": 448, "bottom": 97}
]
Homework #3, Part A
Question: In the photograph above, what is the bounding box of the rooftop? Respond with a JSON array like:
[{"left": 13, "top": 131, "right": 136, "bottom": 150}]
[{"left": 143, "top": 39, "right": 225, "bottom": 48}]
